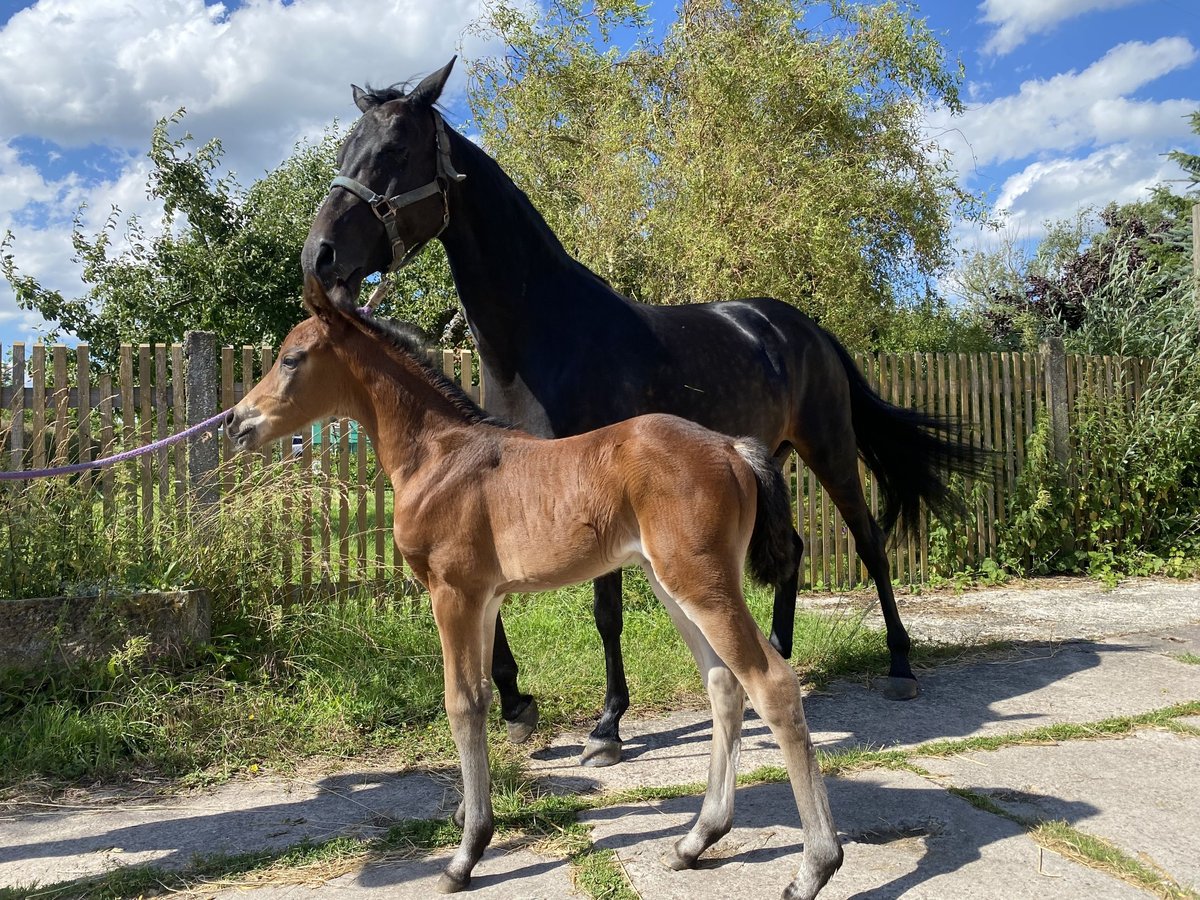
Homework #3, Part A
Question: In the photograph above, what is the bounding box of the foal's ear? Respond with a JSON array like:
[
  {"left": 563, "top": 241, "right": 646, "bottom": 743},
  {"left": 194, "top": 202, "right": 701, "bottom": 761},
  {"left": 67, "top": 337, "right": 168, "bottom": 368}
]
[
  {"left": 352, "top": 84, "right": 377, "bottom": 113},
  {"left": 302, "top": 274, "right": 337, "bottom": 322},
  {"left": 407, "top": 56, "right": 456, "bottom": 108}
]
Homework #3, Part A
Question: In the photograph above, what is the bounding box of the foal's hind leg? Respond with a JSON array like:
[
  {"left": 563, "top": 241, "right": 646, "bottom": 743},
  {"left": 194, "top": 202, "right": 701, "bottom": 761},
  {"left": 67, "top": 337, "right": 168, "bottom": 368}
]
[
  {"left": 674, "top": 583, "right": 843, "bottom": 899},
  {"left": 646, "top": 571, "right": 745, "bottom": 867},
  {"left": 581, "top": 570, "right": 631, "bottom": 767}
]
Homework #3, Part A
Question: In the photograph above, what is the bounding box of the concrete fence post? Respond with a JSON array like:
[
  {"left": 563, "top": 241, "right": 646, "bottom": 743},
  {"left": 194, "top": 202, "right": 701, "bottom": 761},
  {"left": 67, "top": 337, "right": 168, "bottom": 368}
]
[
  {"left": 184, "top": 331, "right": 219, "bottom": 504},
  {"left": 1041, "top": 336, "right": 1069, "bottom": 469}
]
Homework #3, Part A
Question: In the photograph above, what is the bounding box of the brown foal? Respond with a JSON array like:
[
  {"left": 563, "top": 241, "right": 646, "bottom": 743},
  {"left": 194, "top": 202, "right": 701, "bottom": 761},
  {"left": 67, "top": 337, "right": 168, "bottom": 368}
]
[{"left": 227, "top": 277, "right": 842, "bottom": 899}]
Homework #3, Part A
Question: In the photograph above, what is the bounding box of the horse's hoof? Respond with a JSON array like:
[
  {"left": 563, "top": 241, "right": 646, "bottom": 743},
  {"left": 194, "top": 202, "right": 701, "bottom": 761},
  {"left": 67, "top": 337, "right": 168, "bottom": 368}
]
[
  {"left": 877, "top": 676, "right": 920, "bottom": 700},
  {"left": 452, "top": 800, "right": 466, "bottom": 828},
  {"left": 436, "top": 871, "right": 469, "bottom": 893},
  {"left": 505, "top": 698, "right": 539, "bottom": 744},
  {"left": 580, "top": 737, "right": 622, "bottom": 767}
]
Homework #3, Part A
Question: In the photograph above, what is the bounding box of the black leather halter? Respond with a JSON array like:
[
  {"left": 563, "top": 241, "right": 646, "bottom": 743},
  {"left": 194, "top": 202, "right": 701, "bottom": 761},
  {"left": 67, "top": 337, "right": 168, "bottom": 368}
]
[{"left": 328, "top": 111, "right": 466, "bottom": 273}]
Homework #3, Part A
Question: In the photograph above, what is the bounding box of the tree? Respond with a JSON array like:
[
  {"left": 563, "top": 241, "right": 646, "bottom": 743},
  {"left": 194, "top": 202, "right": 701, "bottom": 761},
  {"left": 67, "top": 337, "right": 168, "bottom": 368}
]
[
  {"left": 2, "top": 110, "right": 461, "bottom": 365},
  {"left": 466, "top": 0, "right": 985, "bottom": 348},
  {"left": 4, "top": 112, "right": 327, "bottom": 365}
]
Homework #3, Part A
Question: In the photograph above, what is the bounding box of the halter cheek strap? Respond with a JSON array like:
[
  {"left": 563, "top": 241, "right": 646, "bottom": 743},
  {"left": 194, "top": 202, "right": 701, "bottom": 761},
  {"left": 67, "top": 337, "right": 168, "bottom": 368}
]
[{"left": 329, "top": 111, "right": 466, "bottom": 273}]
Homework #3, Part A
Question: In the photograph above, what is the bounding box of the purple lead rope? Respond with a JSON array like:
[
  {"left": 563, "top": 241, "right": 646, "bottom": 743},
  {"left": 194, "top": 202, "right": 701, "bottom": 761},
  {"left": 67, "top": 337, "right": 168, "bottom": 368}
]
[{"left": 0, "top": 408, "right": 230, "bottom": 482}]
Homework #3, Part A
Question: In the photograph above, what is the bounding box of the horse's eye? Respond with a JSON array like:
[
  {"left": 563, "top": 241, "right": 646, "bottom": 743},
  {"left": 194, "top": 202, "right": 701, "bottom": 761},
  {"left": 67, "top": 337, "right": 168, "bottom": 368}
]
[{"left": 281, "top": 353, "right": 303, "bottom": 370}]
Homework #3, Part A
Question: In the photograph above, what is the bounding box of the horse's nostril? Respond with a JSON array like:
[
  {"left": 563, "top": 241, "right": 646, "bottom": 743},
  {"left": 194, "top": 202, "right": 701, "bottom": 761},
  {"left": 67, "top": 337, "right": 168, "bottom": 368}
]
[{"left": 314, "top": 240, "right": 336, "bottom": 277}]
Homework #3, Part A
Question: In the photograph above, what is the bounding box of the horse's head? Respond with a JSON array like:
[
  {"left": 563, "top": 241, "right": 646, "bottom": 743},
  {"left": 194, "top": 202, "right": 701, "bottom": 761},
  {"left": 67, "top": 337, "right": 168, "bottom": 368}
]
[
  {"left": 226, "top": 276, "right": 367, "bottom": 451},
  {"left": 302, "top": 57, "right": 459, "bottom": 307}
]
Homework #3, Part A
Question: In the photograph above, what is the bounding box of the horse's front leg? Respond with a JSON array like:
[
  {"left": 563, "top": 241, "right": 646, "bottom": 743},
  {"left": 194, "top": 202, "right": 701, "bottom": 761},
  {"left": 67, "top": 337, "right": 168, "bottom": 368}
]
[
  {"left": 492, "top": 611, "right": 539, "bottom": 743},
  {"left": 582, "top": 569, "right": 630, "bottom": 767},
  {"left": 432, "top": 587, "right": 499, "bottom": 893}
]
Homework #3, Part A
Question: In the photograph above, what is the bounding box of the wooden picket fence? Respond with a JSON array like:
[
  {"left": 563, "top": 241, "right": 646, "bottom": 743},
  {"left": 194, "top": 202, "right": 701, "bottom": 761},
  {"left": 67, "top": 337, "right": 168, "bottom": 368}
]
[{"left": 0, "top": 338, "right": 1150, "bottom": 593}]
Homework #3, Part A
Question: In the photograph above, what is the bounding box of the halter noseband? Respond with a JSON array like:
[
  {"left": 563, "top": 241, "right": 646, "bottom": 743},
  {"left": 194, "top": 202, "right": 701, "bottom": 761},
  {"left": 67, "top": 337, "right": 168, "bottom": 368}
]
[{"left": 328, "top": 111, "right": 466, "bottom": 273}]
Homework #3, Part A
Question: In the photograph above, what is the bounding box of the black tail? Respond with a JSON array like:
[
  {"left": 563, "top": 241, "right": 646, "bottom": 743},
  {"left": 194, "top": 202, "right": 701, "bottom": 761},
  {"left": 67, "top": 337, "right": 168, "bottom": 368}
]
[
  {"left": 828, "top": 339, "right": 994, "bottom": 535},
  {"left": 735, "top": 439, "right": 800, "bottom": 587}
]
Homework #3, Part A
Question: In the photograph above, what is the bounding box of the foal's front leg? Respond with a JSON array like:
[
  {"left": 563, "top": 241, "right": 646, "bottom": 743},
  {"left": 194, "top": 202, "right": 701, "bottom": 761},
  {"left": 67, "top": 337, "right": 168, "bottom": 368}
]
[{"left": 432, "top": 587, "right": 499, "bottom": 894}]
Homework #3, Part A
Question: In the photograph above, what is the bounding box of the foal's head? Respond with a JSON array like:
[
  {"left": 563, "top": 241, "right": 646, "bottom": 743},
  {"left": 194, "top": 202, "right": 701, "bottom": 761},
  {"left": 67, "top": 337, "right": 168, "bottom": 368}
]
[{"left": 226, "top": 277, "right": 369, "bottom": 452}]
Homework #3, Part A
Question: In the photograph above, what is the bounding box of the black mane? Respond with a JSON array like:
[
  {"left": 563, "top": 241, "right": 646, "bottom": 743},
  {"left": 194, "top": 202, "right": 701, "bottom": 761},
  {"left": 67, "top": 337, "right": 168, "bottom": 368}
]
[{"left": 359, "top": 83, "right": 410, "bottom": 104}]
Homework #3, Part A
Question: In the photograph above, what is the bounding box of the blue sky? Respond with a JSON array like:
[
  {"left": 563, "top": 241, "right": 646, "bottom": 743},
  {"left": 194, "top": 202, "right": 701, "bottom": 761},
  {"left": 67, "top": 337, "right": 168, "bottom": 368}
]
[{"left": 1, "top": 0, "right": 1196, "bottom": 350}]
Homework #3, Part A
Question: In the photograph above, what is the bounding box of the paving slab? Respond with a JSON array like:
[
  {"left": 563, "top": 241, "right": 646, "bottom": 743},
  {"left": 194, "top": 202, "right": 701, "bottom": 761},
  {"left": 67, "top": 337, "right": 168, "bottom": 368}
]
[
  {"left": 800, "top": 577, "right": 1200, "bottom": 645},
  {"left": 921, "top": 728, "right": 1200, "bottom": 892},
  {"left": 0, "top": 766, "right": 455, "bottom": 888},
  {"left": 526, "top": 635, "right": 1200, "bottom": 794},
  {"left": 583, "top": 767, "right": 1144, "bottom": 900},
  {"left": 208, "top": 847, "right": 574, "bottom": 900}
]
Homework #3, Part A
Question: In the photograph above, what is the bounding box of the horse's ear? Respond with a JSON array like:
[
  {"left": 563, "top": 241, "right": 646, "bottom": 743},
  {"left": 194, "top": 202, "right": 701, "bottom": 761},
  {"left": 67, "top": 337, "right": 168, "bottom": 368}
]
[
  {"left": 407, "top": 56, "right": 455, "bottom": 108},
  {"left": 352, "top": 84, "right": 377, "bottom": 113},
  {"left": 302, "top": 274, "right": 336, "bottom": 322}
]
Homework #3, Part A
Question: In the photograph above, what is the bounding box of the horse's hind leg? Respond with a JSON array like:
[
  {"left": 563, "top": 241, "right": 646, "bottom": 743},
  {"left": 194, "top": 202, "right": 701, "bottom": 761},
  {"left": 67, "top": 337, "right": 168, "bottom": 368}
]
[
  {"left": 797, "top": 427, "right": 918, "bottom": 700},
  {"left": 769, "top": 529, "right": 804, "bottom": 659},
  {"left": 645, "top": 570, "right": 744, "bottom": 867},
  {"left": 768, "top": 446, "right": 803, "bottom": 660},
  {"left": 491, "top": 613, "right": 539, "bottom": 743},
  {"left": 581, "top": 569, "right": 630, "bottom": 767}
]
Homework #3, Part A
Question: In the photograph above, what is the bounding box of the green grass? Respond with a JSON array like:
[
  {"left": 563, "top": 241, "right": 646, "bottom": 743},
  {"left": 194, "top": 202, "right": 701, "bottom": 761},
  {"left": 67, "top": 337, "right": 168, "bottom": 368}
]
[
  {"left": 1172, "top": 652, "right": 1200, "bottom": 665},
  {"left": 1032, "top": 820, "right": 1200, "bottom": 900},
  {"left": 0, "top": 567, "right": 917, "bottom": 790}
]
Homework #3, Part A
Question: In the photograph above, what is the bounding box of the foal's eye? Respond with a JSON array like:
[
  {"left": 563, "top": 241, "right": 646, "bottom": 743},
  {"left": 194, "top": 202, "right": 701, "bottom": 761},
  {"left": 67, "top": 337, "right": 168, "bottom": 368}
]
[{"left": 281, "top": 354, "right": 303, "bottom": 370}]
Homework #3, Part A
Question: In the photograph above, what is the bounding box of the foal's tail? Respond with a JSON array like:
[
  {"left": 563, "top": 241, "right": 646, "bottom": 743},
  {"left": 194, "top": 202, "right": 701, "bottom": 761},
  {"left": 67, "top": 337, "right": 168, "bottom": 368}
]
[
  {"left": 734, "top": 439, "right": 800, "bottom": 588},
  {"left": 827, "top": 339, "right": 994, "bottom": 535}
]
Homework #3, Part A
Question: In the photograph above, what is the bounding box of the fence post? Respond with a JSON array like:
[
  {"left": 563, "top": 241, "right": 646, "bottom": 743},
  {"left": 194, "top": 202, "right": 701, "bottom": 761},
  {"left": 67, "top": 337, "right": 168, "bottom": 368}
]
[
  {"left": 184, "top": 331, "right": 219, "bottom": 504},
  {"left": 1041, "top": 336, "right": 1069, "bottom": 468}
]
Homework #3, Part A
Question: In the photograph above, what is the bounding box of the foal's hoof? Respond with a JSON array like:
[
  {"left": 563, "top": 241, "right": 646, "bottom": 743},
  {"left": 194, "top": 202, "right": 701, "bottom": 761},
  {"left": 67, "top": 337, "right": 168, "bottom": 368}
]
[
  {"left": 505, "top": 698, "right": 539, "bottom": 744},
  {"left": 452, "top": 800, "right": 466, "bottom": 829},
  {"left": 876, "top": 676, "right": 920, "bottom": 700},
  {"left": 663, "top": 843, "right": 699, "bottom": 871},
  {"left": 580, "top": 737, "right": 622, "bottom": 767},
  {"left": 436, "top": 871, "right": 470, "bottom": 893}
]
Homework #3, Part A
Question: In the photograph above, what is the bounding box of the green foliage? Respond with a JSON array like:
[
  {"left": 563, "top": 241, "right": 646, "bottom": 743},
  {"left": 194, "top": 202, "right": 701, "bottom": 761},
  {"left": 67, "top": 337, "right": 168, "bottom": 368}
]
[
  {"left": 955, "top": 108, "right": 1199, "bottom": 355},
  {"left": 2, "top": 113, "right": 340, "bottom": 364},
  {"left": 991, "top": 299, "right": 1200, "bottom": 580},
  {"left": 467, "top": 0, "right": 985, "bottom": 348}
]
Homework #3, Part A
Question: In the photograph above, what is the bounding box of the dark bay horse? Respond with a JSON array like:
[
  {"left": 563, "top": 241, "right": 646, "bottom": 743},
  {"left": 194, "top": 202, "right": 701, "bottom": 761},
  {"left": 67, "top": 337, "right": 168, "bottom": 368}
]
[
  {"left": 227, "top": 277, "right": 843, "bottom": 898},
  {"left": 302, "top": 58, "right": 988, "bottom": 766}
]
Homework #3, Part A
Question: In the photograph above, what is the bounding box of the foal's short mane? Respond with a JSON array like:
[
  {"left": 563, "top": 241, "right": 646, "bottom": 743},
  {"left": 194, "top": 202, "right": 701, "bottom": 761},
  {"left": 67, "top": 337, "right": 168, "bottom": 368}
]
[{"left": 347, "top": 308, "right": 508, "bottom": 428}]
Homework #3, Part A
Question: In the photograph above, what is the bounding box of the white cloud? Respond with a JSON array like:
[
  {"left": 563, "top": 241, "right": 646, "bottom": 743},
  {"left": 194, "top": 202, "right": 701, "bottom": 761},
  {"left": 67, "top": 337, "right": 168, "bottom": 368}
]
[
  {"left": 0, "top": 0, "right": 487, "bottom": 176},
  {"left": 0, "top": 0, "right": 492, "bottom": 343},
  {"left": 928, "top": 38, "right": 1198, "bottom": 178},
  {"left": 987, "top": 142, "right": 1184, "bottom": 240},
  {"left": 979, "top": 0, "right": 1149, "bottom": 56}
]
